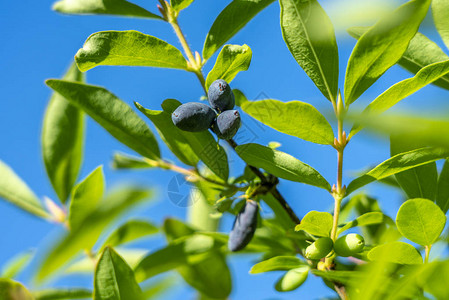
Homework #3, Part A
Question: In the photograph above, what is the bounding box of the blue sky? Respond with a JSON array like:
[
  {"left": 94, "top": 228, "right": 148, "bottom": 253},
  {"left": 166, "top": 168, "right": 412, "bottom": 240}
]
[{"left": 1, "top": 0, "right": 448, "bottom": 299}]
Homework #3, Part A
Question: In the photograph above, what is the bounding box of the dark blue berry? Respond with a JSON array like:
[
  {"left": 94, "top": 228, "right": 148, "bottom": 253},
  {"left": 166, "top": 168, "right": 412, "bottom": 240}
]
[
  {"left": 228, "top": 200, "right": 258, "bottom": 252},
  {"left": 208, "top": 79, "right": 235, "bottom": 112},
  {"left": 212, "top": 110, "right": 241, "bottom": 140},
  {"left": 172, "top": 102, "right": 216, "bottom": 132}
]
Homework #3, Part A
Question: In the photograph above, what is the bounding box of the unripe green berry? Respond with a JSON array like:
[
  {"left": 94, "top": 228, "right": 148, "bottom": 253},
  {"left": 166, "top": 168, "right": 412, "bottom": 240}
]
[
  {"left": 305, "top": 237, "right": 333, "bottom": 260},
  {"left": 334, "top": 233, "right": 365, "bottom": 257},
  {"left": 275, "top": 266, "right": 309, "bottom": 292}
]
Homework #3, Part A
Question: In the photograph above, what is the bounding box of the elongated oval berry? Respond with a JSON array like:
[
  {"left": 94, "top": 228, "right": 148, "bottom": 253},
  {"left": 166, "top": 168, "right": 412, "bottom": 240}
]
[
  {"left": 275, "top": 266, "right": 309, "bottom": 292},
  {"left": 305, "top": 237, "right": 333, "bottom": 260},
  {"left": 172, "top": 102, "right": 216, "bottom": 132},
  {"left": 208, "top": 79, "right": 235, "bottom": 112},
  {"left": 334, "top": 233, "right": 365, "bottom": 257},
  {"left": 228, "top": 200, "right": 258, "bottom": 252},
  {"left": 212, "top": 110, "right": 241, "bottom": 140}
]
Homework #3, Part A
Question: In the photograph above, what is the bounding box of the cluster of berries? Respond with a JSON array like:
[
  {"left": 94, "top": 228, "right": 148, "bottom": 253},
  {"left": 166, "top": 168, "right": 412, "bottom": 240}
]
[{"left": 171, "top": 79, "right": 241, "bottom": 140}]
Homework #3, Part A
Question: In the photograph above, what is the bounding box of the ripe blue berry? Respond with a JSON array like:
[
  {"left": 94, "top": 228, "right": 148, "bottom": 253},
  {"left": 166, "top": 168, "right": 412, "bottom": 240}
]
[
  {"left": 172, "top": 102, "right": 216, "bottom": 132},
  {"left": 212, "top": 110, "right": 241, "bottom": 140},
  {"left": 208, "top": 79, "right": 235, "bottom": 112},
  {"left": 228, "top": 200, "right": 258, "bottom": 252}
]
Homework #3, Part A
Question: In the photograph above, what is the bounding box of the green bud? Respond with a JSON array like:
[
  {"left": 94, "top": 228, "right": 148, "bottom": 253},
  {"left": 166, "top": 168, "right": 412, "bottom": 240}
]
[
  {"left": 334, "top": 233, "right": 365, "bottom": 257},
  {"left": 305, "top": 237, "right": 333, "bottom": 260},
  {"left": 275, "top": 266, "right": 309, "bottom": 292}
]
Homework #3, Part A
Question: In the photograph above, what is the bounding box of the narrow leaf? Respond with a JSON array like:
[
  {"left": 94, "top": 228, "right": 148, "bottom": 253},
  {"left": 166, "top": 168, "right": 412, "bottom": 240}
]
[
  {"left": 43, "top": 63, "right": 84, "bottom": 203},
  {"left": 203, "top": 0, "right": 274, "bottom": 60},
  {"left": 111, "top": 152, "right": 154, "bottom": 170},
  {"left": 1, "top": 251, "right": 33, "bottom": 279},
  {"left": 368, "top": 242, "right": 423, "bottom": 264},
  {"left": 94, "top": 247, "right": 143, "bottom": 300},
  {"left": 134, "top": 102, "right": 199, "bottom": 167},
  {"left": 36, "top": 187, "right": 152, "bottom": 282},
  {"left": 280, "top": 0, "right": 339, "bottom": 102},
  {"left": 242, "top": 99, "right": 334, "bottom": 144},
  {"left": 338, "top": 212, "right": 384, "bottom": 235},
  {"left": 206, "top": 44, "right": 252, "bottom": 90},
  {"left": 170, "top": 0, "right": 194, "bottom": 13},
  {"left": 69, "top": 166, "right": 105, "bottom": 230},
  {"left": 396, "top": 198, "right": 446, "bottom": 246},
  {"left": 0, "top": 160, "right": 49, "bottom": 219},
  {"left": 101, "top": 219, "right": 158, "bottom": 250},
  {"left": 46, "top": 80, "right": 160, "bottom": 160},
  {"left": 348, "top": 28, "right": 449, "bottom": 91},
  {"left": 250, "top": 256, "right": 303, "bottom": 274},
  {"left": 236, "top": 143, "right": 331, "bottom": 191},
  {"left": 295, "top": 211, "right": 333, "bottom": 237},
  {"left": 432, "top": 0, "right": 449, "bottom": 50},
  {"left": 75, "top": 31, "right": 188, "bottom": 72},
  {"left": 346, "top": 147, "right": 449, "bottom": 196},
  {"left": 350, "top": 59, "right": 449, "bottom": 138},
  {"left": 391, "top": 137, "right": 438, "bottom": 200},
  {"left": 33, "top": 289, "right": 92, "bottom": 300},
  {"left": 436, "top": 160, "right": 449, "bottom": 213},
  {"left": 52, "top": 0, "right": 162, "bottom": 19},
  {"left": 344, "top": 0, "right": 431, "bottom": 105}
]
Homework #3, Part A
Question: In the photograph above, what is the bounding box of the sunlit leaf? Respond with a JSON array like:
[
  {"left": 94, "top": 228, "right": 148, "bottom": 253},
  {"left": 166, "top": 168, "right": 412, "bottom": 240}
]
[
  {"left": 436, "top": 160, "right": 449, "bottom": 213},
  {"left": 0, "top": 250, "right": 33, "bottom": 279},
  {"left": 43, "top": 63, "right": 84, "bottom": 204},
  {"left": 338, "top": 212, "right": 384, "bottom": 235},
  {"left": 396, "top": 198, "right": 446, "bottom": 246},
  {"left": 368, "top": 242, "right": 422, "bottom": 264},
  {"left": 241, "top": 100, "right": 334, "bottom": 145},
  {"left": 94, "top": 247, "right": 143, "bottom": 300},
  {"left": 346, "top": 147, "right": 449, "bottom": 196},
  {"left": 33, "top": 288, "right": 91, "bottom": 300},
  {"left": 295, "top": 211, "right": 333, "bottom": 237},
  {"left": 280, "top": 0, "right": 338, "bottom": 102},
  {"left": 432, "top": 0, "right": 449, "bottom": 50},
  {"left": 100, "top": 219, "right": 158, "bottom": 250},
  {"left": 203, "top": 0, "right": 275, "bottom": 60},
  {"left": 0, "top": 160, "right": 49, "bottom": 219},
  {"left": 206, "top": 44, "right": 252, "bottom": 90},
  {"left": 75, "top": 31, "right": 187, "bottom": 72},
  {"left": 170, "top": 0, "right": 194, "bottom": 13},
  {"left": 69, "top": 166, "right": 104, "bottom": 230},
  {"left": 52, "top": 0, "right": 162, "bottom": 19},
  {"left": 344, "top": 0, "right": 431, "bottom": 105},
  {"left": 46, "top": 80, "right": 160, "bottom": 160},
  {"left": 250, "top": 256, "right": 303, "bottom": 274},
  {"left": 236, "top": 143, "right": 331, "bottom": 191},
  {"left": 111, "top": 152, "right": 154, "bottom": 170}
]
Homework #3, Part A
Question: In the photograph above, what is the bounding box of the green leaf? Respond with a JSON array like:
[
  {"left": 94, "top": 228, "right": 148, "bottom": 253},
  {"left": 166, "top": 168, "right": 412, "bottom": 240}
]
[
  {"left": 43, "top": 63, "right": 85, "bottom": 204},
  {"left": 46, "top": 80, "right": 160, "bottom": 160},
  {"left": 52, "top": 0, "right": 162, "bottom": 19},
  {"left": 346, "top": 147, "right": 449, "bottom": 196},
  {"left": 0, "top": 279, "right": 33, "bottom": 300},
  {"left": 391, "top": 137, "right": 438, "bottom": 200},
  {"left": 203, "top": 0, "right": 274, "bottom": 60},
  {"left": 69, "top": 166, "right": 104, "bottom": 230},
  {"left": 250, "top": 256, "right": 303, "bottom": 274},
  {"left": 396, "top": 198, "right": 446, "bottom": 246},
  {"left": 436, "top": 160, "right": 449, "bottom": 213},
  {"left": 279, "top": 0, "right": 339, "bottom": 102},
  {"left": 236, "top": 143, "right": 331, "bottom": 191},
  {"left": 1, "top": 251, "right": 33, "bottom": 279},
  {"left": 432, "top": 0, "right": 449, "bottom": 50},
  {"left": 160, "top": 99, "right": 229, "bottom": 180},
  {"left": 101, "top": 219, "right": 158, "bottom": 250},
  {"left": 344, "top": 0, "right": 431, "bottom": 105},
  {"left": 338, "top": 212, "right": 384, "bottom": 235},
  {"left": 142, "top": 278, "right": 174, "bottom": 300},
  {"left": 241, "top": 99, "right": 334, "bottom": 145},
  {"left": 94, "top": 247, "right": 143, "bottom": 300},
  {"left": 36, "top": 187, "right": 153, "bottom": 282},
  {"left": 311, "top": 270, "right": 362, "bottom": 285},
  {"left": 368, "top": 242, "right": 423, "bottom": 264},
  {"left": 350, "top": 59, "right": 449, "bottom": 137},
  {"left": 233, "top": 89, "right": 249, "bottom": 107},
  {"left": 75, "top": 31, "right": 188, "bottom": 72},
  {"left": 111, "top": 152, "right": 154, "bottom": 170},
  {"left": 170, "top": 0, "right": 194, "bottom": 12},
  {"left": 348, "top": 28, "right": 449, "bottom": 91},
  {"left": 33, "top": 289, "right": 92, "bottom": 300},
  {"left": 205, "top": 44, "right": 252, "bottom": 90},
  {"left": 134, "top": 102, "right": 199, "bottom": 167},
  {"left": 0, "top": 160, "right": 49, "bottom": 219},
  {"left": 295, "top": 211, "right": 333, "bottom": 237}
]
